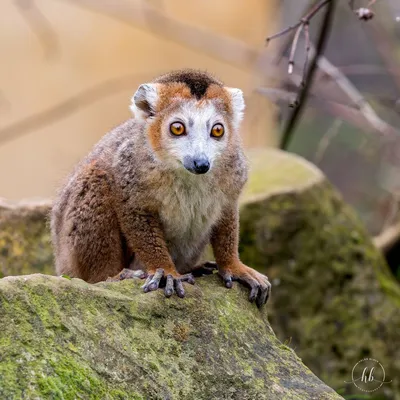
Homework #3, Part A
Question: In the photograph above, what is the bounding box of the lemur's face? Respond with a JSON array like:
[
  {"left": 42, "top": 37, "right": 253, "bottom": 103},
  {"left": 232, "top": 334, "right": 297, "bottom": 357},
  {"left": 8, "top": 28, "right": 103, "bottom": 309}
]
[
  {"left": 159, "top": 100, "right": 230, "bottom": 174},
  {"left": 130, "top": 71, "right": 245, "bottom": 175}
]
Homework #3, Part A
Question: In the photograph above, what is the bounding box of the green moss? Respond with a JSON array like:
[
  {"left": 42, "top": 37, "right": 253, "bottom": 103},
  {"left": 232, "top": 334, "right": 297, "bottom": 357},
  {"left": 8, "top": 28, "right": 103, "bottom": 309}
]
[
  {"left": 239, "top": 179, "right": 400, "bottom": 399},
  {"left": 0, "top": 274, "right": 342, "bottom": 399},
  {"left": 0, "top": 202, "right": 53, "bottom": 277},
  {"left": 242, "top": 149, "right": 322, "bottom": 202}
]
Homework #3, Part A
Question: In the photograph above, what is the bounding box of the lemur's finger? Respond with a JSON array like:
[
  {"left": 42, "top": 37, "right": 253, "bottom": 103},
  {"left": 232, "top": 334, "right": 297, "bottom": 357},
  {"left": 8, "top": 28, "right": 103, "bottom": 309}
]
[
  {"left": 238, "top": 275, "right": 260, "bottom": 302},
  {"left": 148, "top": 268, "right": 164, "bottom": 291},
  {"left": 257, "top": 282, "right": 271, "bottom": 308},
  {"left": 174, "top": 279, "right": 185, "bottom": 298},
  {"left": 218, "top": 270, "right": 231, "bottom": 288},
  {"left": 142, "top": 275, "right": 154, "bottom": 293},
  {"left": 164, "top": 275, "right": 174, "bottom": 298},
  {"left": 181, "top": 273, "right": 195, "bottom": 285},
  {"left": 133, "top": 269, "right": 148, "bottom": 279},
  {"left": 249, "top": 285, "right": 260, "bottom": 303},
  {"left": 218, "top": 270, "right": 233, "bottom": 288}
]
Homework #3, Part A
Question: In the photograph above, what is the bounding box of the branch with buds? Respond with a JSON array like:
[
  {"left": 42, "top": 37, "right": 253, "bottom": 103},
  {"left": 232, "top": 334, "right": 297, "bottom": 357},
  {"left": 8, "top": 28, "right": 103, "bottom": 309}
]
[
  {"left": 266, "top": 0, "right": 330, "bottom": 86},
  {"left": 265, "top": 0, "right": 380, "bottom": 148},
  {"left": 349, "top": 0, "right": 376, "bottom": 20}
]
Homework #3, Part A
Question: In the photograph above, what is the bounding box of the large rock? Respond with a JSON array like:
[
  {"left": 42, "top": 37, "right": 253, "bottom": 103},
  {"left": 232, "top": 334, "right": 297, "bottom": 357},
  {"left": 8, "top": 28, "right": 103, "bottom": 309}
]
[
  {"left": 0, "top": 199, "right": 53, "bottom": 277},
  {"left": 239, "top": 150, "right": 400, "bottom": 399},
  {"left": 1, "top": 148, "right": 399, "bottom": 398},
  {"left": 0, "top": 274, "right": 342, "bottom": 399}
]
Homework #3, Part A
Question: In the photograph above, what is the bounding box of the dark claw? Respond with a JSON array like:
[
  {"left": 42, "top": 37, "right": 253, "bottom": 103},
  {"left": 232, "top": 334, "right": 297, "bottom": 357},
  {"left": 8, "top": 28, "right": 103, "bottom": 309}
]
[
  {"left": 148, "top": 268, "right": 164, "bottom": 291},
  {"left": 175, "top": 279, "right": 185, "bottom": 298},
  {"left": 165, "top": 275, "right": 174, "bottom": 298}
]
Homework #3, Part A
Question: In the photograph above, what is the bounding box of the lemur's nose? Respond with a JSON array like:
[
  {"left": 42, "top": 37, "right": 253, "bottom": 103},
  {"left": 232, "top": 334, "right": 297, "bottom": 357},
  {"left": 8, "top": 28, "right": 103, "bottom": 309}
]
[{"left": 193, "top": 157, "right": 210, "bottom": 174}]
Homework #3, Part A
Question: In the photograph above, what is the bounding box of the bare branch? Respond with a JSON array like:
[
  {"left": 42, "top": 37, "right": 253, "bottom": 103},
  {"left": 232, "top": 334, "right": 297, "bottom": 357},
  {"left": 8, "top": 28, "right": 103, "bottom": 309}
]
[
  {"left": 288, "top": 24, "right": 303, "bottom": 75},
  {"left": 265, "top": 22, "right": 302, "bottom": 45},
  {"left": 280, "top": 0, "right": 337, "bottom": 149},
  {"left": 266, "top": 0, "right": 330, "bottom": 80},
  {"left": 313, "top": 47, "right": 393, "bottom": 135},
  {"left": 0, "top": 74, "right": 150, "bottom": 146},
  {"left": 14, "top": 0, "right": 59, "bottom": 59},
  {"left": 58, "top": 0, "right": 258, "bottom": 70},
  {"left": 302, "top": 23, "right": 311, "bottom": 87},
  {"left": 314, "top": 119, "right": 343, "bottom": 163}
]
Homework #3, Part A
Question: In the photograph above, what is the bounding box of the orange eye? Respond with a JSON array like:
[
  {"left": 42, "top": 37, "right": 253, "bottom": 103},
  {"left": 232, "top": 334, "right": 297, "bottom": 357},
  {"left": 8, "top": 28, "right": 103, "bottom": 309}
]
[
  {"left": 170, "top": 122, "right": 186, "bottom": 136},
  {"left": 211, "top": 123, "right": 224, "bottom": 138}
]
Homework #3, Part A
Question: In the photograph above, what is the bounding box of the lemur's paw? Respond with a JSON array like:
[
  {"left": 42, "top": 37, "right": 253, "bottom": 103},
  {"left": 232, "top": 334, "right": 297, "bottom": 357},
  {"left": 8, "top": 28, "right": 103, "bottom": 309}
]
[
  {"left": 219, "top": 265, "right": 271, "bottom": 308},
  {"left": 191, "top": 261, "right": 218, "bottom": 277},
  {"left": 141, "top": 268, "right": 195, "bottom": 298},
  {"left": 106, "top": 268, "right": 147, "bottom": 282}
]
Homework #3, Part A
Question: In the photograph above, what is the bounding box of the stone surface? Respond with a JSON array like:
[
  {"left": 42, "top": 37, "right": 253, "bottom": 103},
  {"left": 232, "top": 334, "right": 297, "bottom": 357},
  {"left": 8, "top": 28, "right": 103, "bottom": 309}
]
[
  {"left": 239, "top": 150, "right": 400, "bottom": 400},
  {"left": 0, "top": 199, "right": 53, "bottom": 278},
  {"left": 0, "top": 274, "right": 342, "bottom": 400},
  {"left": 1, "top": 148, "right": 399, "bottom": 398}
]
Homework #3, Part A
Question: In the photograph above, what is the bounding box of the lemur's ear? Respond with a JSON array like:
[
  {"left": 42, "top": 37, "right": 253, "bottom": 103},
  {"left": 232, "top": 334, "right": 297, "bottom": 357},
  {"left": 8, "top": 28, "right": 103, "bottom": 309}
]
[
  {"left": 130, "top": 84, "right": 158, "bottom": 119},
  {"left": 226, "top": 87, "right": 245, "bottom": 126}
]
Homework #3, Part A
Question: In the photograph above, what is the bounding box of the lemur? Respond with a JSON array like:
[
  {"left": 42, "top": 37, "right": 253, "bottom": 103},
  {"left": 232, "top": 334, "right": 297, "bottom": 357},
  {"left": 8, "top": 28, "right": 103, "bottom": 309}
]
[{"left": 51, "top": 69, "right": 271, "bottom": 307}]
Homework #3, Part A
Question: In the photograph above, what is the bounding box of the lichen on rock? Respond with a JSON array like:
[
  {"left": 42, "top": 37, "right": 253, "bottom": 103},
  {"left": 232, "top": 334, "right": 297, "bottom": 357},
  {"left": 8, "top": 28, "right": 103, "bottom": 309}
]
[
  {"left": 239, "top": 149, "right": 400, "bottom": 399},
  {"left": 0, "top": 199, "right": 53, "bottom": 278},
  {"left": 0, "top": 274, "right": 342, "bottom": 399},
  {"left": 1, "top": 148, "right": 399, "bottom": 398}
]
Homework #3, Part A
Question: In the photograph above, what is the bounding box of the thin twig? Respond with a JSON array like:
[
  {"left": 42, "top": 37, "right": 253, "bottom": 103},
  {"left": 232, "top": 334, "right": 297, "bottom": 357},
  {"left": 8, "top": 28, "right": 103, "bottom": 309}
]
[
  {"left": 314, "top": 119, "right": 343, "bottom": 163},
  {"left": 288, "top": 24, "right": 303, "bottom": 74},
  {"left": 14, "top": 0, "right": 59, "bottom": 59},
  {"left": 280, "top": 0, "right": 337, "bottom": 149},
  {"left": 266, "top": 0, "right": 330, "bottom": 79},
  {"left": 302, "top": 23, "right": 311, "bottom": 87},
  {"left": 314, "top": 48, "right": 392, "bottom": 135},
  {"left": 0, "top": 74, "right": 150, "bottom": 146},
  {"left": 266, "top": 22, "right": 302, "bottom": 45}
]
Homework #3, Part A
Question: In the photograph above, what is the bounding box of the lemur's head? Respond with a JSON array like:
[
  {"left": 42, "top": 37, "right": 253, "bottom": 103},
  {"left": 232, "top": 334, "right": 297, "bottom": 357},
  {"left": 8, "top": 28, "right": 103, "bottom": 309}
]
[{"left": 130, "top": 69, "right": 245, "bottom": 175}]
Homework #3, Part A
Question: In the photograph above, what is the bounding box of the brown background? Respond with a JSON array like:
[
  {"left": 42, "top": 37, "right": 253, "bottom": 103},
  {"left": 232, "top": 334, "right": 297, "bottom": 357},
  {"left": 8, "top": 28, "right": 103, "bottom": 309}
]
[{"left": 0, "top": 0, "right": 278, "bottom": 200}]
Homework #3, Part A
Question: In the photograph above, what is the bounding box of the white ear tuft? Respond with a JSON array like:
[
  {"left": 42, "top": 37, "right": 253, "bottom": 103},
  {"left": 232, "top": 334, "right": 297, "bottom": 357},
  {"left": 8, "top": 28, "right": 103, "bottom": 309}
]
[
  {"left": 130, "top": 83, "right": 159, "bottom": 119},
  {"left": 226, "top": 87, "right": 245, "bottom": 127}
]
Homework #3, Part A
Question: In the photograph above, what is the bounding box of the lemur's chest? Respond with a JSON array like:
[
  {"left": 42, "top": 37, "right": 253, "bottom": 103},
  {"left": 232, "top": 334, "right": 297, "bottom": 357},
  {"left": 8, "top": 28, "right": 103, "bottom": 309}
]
[{"left": 156, "top": 175, "right": 226, "bottom": 243}]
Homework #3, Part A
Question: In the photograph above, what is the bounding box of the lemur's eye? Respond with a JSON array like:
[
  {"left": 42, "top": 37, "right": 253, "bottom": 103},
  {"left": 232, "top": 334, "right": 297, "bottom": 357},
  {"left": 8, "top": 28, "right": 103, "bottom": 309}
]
[
  {"left": 211, "top": 123, "right": 224, "bottom": 138},
  {"left": 170, "top": 122, "right": 186, "bottom": 136}
]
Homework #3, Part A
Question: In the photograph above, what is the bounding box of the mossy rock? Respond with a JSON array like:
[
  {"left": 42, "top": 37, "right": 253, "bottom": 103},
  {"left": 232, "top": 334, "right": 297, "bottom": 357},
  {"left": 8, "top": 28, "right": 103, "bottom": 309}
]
[
  {"left": 239, "top": 149, "right": 400, "bottom": 399},
  {"left": 0, "top": 199, "right": 53, "bottom": 278},
  {"left": 0, "top": 274, "right": 342, "bottom": 399},
  {"left": 1, "top": 149, "right": 400, "bottom": 398}
]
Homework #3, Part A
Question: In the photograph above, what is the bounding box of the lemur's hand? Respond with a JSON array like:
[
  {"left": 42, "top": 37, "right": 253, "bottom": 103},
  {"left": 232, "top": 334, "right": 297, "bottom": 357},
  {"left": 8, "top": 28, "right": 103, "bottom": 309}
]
[
  {"left": 141, "top": 268, "right": 195, "bottom": 298},
  {"left": 218, "top": 263, "right": 271, "bottom": 308}
]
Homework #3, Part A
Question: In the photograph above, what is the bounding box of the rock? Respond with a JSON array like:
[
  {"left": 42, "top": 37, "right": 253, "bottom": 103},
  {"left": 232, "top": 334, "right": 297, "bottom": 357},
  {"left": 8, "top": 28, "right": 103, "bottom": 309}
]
[
  {"left": 0, "top": 274, "right": 342, "bottom": 399},
  {"left": 239, "top": 149, "right": 400, "bottom": 399},
  {"left": 1, "top": 148, "right": 399, "bottom": 397},
  {"left": 0, "top": 199, "right": 53, "bottom": 278}
]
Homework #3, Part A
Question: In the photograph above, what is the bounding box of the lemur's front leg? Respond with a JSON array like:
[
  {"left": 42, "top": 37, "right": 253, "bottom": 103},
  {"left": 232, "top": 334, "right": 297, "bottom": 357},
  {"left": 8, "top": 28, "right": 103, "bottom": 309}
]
[
  {"left": 211, "top": 204, "right": 271, "bottom": 307},
  {"left": 119, "top": 211, "right": 194, "bottom": 298}
]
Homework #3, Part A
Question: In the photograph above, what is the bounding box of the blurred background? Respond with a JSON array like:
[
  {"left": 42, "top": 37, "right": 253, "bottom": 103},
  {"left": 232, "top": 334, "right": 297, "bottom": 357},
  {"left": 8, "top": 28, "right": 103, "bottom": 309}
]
[
  {"left": 1, "top": 0, "right": 400, "bottom": 398},
  {"left": 1, "top": 0, "right": 400, "bottom": 273},
  {"left": 0, "top": 0, "right": 278, "bottom": 200}
]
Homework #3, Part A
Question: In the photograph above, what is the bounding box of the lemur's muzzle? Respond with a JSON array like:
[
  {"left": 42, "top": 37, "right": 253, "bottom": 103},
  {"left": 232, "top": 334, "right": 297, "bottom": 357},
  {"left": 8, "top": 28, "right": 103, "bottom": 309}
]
[{"left": 183, "top": 156, "right": 210, "bottom": 175}]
